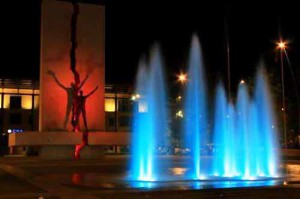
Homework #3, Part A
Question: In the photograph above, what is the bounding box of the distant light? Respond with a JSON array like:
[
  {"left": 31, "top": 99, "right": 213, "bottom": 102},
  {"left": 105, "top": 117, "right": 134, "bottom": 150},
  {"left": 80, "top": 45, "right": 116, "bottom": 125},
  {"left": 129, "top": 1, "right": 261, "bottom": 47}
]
[
  {"left": 177, "top": 73, "right": 187, "bottom": 84},
  {"left": 131, "top": 94, "right": 141, "bottom": 101},
  {"left": 240, "top": 79, "right": 245, "bottom": 84},
  {"left": 171, "top": 167, "right": 187, "bottom": 175},
  {"left": 176, "top": 110, "right": 184, "bottom": 118},
  {"left": 7, "top": 129, "right": 12, "bottom": 134},
  {"left": 277, "top": 41, "right": 287, "bottom": 50},
  {"left": 176, "top": 96, "right": 182, "bottom": 102},
  {"left": 281, "top": 108, "right": 284, "bottom": 111}
]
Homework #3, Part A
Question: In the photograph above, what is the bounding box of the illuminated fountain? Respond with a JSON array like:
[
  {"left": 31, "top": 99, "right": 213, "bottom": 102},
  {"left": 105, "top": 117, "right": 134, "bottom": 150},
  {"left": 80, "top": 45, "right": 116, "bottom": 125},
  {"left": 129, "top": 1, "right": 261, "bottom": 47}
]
[
  {"left": 183, "top": 35, "right": 208, "bottom": 180},
  {"left": 130, "top": 45, "right": 170, "bottom": 181},
  {"left": 212, "top": 68, "right": 280, "bottom": 179},
  {"left": 130, "top": 35, "right": 281, "bottom": 187}
]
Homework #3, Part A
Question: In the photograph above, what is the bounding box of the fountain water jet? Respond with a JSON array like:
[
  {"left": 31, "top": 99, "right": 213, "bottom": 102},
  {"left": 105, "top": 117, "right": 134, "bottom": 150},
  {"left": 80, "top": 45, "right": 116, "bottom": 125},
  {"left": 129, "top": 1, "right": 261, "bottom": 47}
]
[
  {"left": 252, "top": 66, "right": 280, "bottom": 177},
  {"left": 129, "top": 35, "right": 281, "bottom": 186},
  {"left": 183, "top": 35, "right": 208, "bottom": 179},
  {"left": 130, "top": 45, "right": 170, "bottom": 181}
]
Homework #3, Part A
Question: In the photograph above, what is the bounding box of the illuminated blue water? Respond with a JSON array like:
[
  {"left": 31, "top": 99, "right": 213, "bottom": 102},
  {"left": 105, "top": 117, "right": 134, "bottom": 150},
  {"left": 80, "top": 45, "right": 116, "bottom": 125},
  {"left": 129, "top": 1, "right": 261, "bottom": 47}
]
[
  {"left": 212, "top": 83, "right": 238, "bottom": 177},
  {"left": 130, "top": 45, "right": 169, "bottom": 181},
  {"left": 252, "top": 66, "right": 280, "bottom": 177},
  {"left": 212, "top": 66, "right": 280, "bottom": 179},
  {"left": 130, "top": 35, "right": 280, "bottom": 185},
  {"left": 183, "top": 35, "right": 207, "bottom": 179}
]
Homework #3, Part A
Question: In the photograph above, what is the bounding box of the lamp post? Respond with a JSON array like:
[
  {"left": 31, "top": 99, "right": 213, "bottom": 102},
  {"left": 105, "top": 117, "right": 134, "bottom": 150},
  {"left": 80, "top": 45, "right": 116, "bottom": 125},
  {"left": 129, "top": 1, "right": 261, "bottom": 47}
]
[{"left": 277, "top": 40, "right": 287, "bottom": 148}]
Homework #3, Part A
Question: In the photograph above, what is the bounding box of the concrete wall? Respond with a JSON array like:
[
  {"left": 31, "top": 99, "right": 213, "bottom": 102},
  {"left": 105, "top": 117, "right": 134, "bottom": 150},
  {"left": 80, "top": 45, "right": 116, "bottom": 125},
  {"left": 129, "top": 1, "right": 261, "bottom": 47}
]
[
  {"left": 9, "top": 132, "right": 130, "bottom": 146},
  {"left": 40, "top": 0, "right": 105, "bottom": 131}
]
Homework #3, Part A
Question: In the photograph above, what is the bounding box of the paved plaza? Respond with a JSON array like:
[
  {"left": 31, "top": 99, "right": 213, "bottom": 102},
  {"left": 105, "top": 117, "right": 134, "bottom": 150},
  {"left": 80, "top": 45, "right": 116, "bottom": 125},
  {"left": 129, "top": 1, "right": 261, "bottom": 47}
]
[{"left": 0, "top": 155, "right": 300, "bottom": 198}]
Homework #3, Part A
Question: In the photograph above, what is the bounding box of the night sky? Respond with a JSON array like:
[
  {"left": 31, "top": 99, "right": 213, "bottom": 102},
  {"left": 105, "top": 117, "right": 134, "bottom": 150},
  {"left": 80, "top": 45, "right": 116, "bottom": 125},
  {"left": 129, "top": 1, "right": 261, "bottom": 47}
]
[{"left": 1, "top": 1, "right": 300, "bottom": 95}]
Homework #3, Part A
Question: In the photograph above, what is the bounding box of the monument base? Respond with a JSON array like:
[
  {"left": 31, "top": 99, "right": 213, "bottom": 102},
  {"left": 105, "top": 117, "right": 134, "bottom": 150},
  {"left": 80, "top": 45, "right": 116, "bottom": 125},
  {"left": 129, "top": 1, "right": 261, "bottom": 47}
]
[
  {"left": 39, "top": 145, "right": 105, "bottom": 160},
  {"left": 8, "top": 131, "right": 129, "bottom": 159}
]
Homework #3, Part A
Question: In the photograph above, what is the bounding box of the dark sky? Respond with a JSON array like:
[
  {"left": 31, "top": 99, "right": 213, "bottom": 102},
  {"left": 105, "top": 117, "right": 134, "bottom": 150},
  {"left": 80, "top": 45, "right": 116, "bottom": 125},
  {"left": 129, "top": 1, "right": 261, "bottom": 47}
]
[{"left": 1, "top": 1, "right": 300, "bottom": 94}]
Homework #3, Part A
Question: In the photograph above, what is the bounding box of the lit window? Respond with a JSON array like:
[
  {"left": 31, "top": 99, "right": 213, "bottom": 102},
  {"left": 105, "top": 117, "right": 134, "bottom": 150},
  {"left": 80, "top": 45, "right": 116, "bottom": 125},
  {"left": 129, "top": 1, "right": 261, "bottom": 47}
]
[
  {"left": 105, "top": 99, "right": 115, "bottom": 112},
  {"left": 34, "top": 96, "right": 39, "bottom": 109},
  {"left": 22, "top": 95, "right": 32, "bottom": 110}
]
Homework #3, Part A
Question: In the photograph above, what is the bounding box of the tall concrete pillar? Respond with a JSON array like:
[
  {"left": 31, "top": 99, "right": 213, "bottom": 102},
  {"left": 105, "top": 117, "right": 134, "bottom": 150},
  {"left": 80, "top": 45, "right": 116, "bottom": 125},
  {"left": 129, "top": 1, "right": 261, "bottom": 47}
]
[{"left": 40, "top": 0, "right": 105, "bottom": 132}]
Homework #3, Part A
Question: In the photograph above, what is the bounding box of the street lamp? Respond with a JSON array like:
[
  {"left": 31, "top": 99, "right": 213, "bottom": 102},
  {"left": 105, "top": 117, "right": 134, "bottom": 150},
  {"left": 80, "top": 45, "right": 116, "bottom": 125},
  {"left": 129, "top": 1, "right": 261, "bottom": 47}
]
[
  {"left": 277, "top": 40, "right": 287, "bottom": 148},
  {"left": 177, "top": 73, "right": 187, "bottom": 84},
  {"left": 277, "top": 41, "right": 286, "bottom": 50}
]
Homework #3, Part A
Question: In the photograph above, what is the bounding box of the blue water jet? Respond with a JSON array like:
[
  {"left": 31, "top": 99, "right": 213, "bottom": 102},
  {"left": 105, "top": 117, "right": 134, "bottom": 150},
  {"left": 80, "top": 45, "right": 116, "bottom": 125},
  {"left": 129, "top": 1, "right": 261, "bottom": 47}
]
[
  {"left": 183, "top": 35, "right": 207, "bottom": 179},
  {"left": 236, "top": 82, "right": 251, "bottom": 178},
  {"left": 130, "top": 45, "right": 169, "bottom": 181},
  {"left": 252, "top": 66, "right": 280, "bottom": 177},
  {"left": 129, "top": 35, "right": 281, "bottom": 185},
  {"left": 212, "top": 83, "right": 237, "bottom": 177}
]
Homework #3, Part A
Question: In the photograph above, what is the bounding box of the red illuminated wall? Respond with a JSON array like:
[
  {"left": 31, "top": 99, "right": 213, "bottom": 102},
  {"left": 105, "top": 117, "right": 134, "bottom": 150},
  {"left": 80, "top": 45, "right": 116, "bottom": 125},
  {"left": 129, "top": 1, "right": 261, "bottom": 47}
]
[{"left": 40, "top": 0, "right": 105, "bottom": 131}]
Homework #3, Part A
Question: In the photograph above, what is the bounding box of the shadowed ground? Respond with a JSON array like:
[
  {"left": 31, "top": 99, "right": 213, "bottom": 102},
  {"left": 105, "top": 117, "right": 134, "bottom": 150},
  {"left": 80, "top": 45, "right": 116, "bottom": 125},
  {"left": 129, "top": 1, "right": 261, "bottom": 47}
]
[{"left": 0, "top": 155, "right": 299, "bottom": 198}]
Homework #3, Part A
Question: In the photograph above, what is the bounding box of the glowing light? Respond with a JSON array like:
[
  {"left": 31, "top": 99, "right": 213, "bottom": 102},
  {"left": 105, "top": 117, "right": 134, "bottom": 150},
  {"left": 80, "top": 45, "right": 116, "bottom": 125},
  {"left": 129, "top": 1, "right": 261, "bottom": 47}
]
[
  {"left": 21, "top": 95, "right": 32, "bottom": 110},
  {"left": 176, "top": 110, "right": 184, "bottom": 118},
  {"left": 177, "top": 73, "right": 187, "bottom": 84},
  {"left": 176, "top": 96, "right": 182, "bottom": 102},
  {"left": 131, "top": 94, "right": 141, "bottom": 101},
  {"left": 105, "top": 99, "right": 115, "bottom": 112},
  {"left": 170, "top": 167, "right": 187, "bottom": 175},
  {"left": 7, "top": 129, "right": 12, "bottom": 134},
  {"left": 3, "top": 95, "right": 10, "bottom": 109},
  {"left": 240, "top": 79, "right": 245, "bottom": 84},
  {"left": 277, "top": 41, "right": 287, "bottom": 50}
]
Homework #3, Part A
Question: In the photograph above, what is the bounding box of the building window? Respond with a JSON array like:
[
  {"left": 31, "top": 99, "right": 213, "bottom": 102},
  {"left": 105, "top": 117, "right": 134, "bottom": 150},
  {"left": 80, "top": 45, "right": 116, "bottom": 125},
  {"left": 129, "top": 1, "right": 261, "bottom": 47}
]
[
  {"left": 119, "top": 116, "right": 130, "bottom": 127},
  {"left": 109, "top": 117, "right": 115, "bottom": 127},
  {"left": 118, "top": 99, "right": 131, "bottom": 112},
  {"left": 10, "top": 96, "right": 21, "bottom": 109},
  {"left": 28, "top": 114, "right": 33, "bottom": 125},
  {"left": 105, "top": 98, "right": 115, "bottom": 112},
  {"left": 10, "top": 113, "right": 22, "bottom": 125}
]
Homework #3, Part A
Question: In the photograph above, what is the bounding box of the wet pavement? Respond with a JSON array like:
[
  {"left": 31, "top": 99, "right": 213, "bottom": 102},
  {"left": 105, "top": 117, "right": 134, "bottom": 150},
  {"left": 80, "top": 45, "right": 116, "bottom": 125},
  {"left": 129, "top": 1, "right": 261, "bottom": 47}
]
[{"left": 0, "top": 155, "right": 300, "bottom": 198}]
